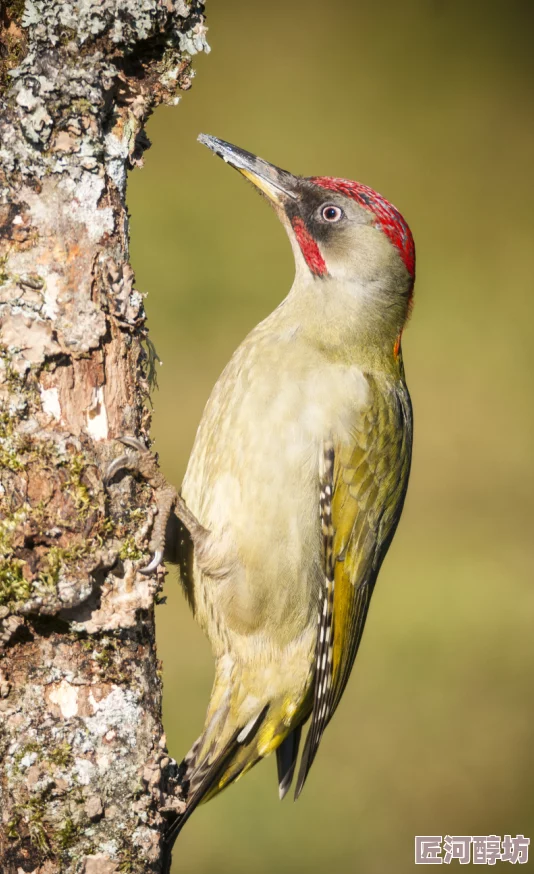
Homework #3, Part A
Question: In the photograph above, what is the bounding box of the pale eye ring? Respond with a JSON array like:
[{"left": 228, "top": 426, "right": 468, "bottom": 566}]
[{"left": 321, "top": 204, "right": 344, "bottom": 222}]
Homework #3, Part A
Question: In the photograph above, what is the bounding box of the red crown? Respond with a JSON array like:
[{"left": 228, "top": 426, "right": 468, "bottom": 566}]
[{"left": 310, "top": 177, "right": 415, "bottom": 279}]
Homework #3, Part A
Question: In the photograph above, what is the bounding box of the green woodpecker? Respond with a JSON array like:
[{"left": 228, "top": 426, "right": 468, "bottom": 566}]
[{"left": 110, "top": 135, "right": 415, "bottom": 845}]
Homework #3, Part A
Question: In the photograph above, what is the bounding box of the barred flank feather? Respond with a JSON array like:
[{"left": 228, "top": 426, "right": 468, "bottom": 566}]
[{"left": 295, "top": 441, "right": 336, "bottom": 798}]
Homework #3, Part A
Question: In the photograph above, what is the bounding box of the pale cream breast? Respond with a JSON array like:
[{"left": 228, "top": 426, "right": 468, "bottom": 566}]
[{"left": 182, "top": 329, "right": 370, "bottom": 646}]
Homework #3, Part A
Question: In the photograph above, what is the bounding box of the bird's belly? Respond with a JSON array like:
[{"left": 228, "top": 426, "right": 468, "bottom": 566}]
[
  {"left": 181, "top": 352, "right": 367, "bottom": 647},
  {"left": 187, "top": 423, "right": 323, "bottom": 644}
]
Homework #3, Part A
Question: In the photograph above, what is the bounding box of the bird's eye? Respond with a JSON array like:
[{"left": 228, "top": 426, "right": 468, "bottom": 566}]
[{"left": 321, "top": 205, "right": 344, "bottom": 222}]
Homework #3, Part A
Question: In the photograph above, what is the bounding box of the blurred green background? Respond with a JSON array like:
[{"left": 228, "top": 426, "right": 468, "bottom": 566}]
[{"left": 128, "top": 1, "right": 534, "bottom": 870}]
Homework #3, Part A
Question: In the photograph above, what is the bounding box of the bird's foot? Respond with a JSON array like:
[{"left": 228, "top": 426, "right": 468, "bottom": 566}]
[{"left": 105, "top": 436, "right": 206, "bottom": 574}]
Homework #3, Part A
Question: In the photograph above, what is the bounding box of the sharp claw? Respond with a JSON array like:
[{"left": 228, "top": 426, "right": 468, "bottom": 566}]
[
  {"left": 104, "top": 453, "right": 133, "bottom": 484},
  {"left": 119, "top": 435, "right": 148, "bottom": 452},
  {"left": 105, "top": 436, "right": 165, "bottom": 576},
  {"left": 140, "top": 549, "right": 164, "bottom": 575}
]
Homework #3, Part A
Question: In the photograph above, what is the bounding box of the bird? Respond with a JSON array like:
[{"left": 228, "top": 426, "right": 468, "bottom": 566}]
[{"left": 109, "top": 134, "right": 415, "bottom": 847}]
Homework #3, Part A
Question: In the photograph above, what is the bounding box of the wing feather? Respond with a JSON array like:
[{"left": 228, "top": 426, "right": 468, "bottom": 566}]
[{"left": 295, "top": 376, "right": 412, "bottom": 796}]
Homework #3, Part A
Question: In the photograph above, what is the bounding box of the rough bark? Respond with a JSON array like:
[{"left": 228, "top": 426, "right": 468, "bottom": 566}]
[{"left": 0, "top": 1, "right": 209, "bottom": 871}]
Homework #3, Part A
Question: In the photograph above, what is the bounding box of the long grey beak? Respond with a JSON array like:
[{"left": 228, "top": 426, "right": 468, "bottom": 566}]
[{"left": 198, "top": 134, "right": 298, "bottom": 204}]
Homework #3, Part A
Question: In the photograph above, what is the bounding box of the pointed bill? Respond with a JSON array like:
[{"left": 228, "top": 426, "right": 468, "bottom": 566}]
[{"left": 198, "top": 134, "right": 298, "bottom": 206}]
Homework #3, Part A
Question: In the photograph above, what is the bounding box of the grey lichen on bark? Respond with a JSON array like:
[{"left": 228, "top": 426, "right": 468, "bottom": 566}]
[{"left": 0, "top": 1, "right": 209, "bottom": 871}]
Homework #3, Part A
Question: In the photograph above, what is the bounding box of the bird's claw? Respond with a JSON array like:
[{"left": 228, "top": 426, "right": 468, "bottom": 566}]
[
  {"left": 104, "top": 436, "right": 150, "bottom": 484},
  {"left": 104, "top": 453, "right": 134, "bottom": 484},
  {"left": 104, "top": 436, "right": 171, "bottom": 576},
  {"left": 140, "top": 548, "right": 164, "bottom": 576},
  {"left": 105, "top": 436, "right": 203, "bottom": 577},
  {"left": 119, "top": 435, "right": 148, "bottom": 453}
]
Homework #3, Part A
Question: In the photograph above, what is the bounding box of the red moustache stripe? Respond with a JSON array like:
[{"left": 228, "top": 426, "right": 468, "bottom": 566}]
[{"left": 291, "top": 216, "right": 328, "bottom": 277}]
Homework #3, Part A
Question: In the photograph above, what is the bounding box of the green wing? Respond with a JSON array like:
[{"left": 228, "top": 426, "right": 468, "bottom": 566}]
[{"left": 295, "top": 374, "right": 413, "bottom": 796}]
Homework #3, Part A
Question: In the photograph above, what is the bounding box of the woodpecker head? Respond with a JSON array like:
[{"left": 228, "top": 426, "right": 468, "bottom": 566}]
[{"left": 199, "top": 134, "right": 415, "bottom": 356}]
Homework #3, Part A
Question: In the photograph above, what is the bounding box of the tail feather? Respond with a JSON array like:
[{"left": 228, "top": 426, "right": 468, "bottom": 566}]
[
  {"left": 176, "top": 733, "right": 202, "bottom": 786},
  {"left": 165, "top": 705, "right": 269, "bottom": 849},
  {"left": 164, "top": 652, "right": 313, "bottom": 859},
  {"left": 276, "top": 725, "right": 302, "bottom": 800},
  {"left": 165, "top": 728, "right": 242, "bottom": 849}
]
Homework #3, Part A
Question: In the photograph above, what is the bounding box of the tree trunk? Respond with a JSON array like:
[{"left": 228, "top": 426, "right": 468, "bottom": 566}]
[{"left": 0, "top": 1, "right": 209, "bottom": 871}]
